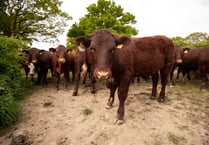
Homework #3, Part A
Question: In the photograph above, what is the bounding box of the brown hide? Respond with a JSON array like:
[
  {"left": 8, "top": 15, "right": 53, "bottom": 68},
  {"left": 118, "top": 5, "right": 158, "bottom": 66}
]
[
  {"left": 72, "top": 45, "right": 96, "bottom": 96},
  {"left": 76, "top": 29, "right": 175, "bottom": 123},
  {"left": 170, "top": 45, "right": 184, "bottom": 86},
  {"left": 52, "top": 45, "right": 73, "bottom": 90},
  {"left": 182, "top": 46, "right": 209, "bottom": 89},
  {"left": 27, "top": 48, "right": 53, "bottom": 84}
]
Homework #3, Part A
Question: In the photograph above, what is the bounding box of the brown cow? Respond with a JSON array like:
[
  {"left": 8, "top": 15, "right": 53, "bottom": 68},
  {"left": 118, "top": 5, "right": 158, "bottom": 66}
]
[
  {"left": 27, "top": 48, "right": 53, "bottom": 84},
  {"left": 76, "top": 29, "right": 175, "bottom": 124},
  {"left": 181, "top": 46, "right": 209, "bottom": 89},
  {"left": 52, "top": 45, "right": 74, "bottom": 90},
  {"left": 72, "top": 42, "right": 96, "bottom": 96},
  {"left": 169, "top": 44, "right": 183, "bottom": 86}
]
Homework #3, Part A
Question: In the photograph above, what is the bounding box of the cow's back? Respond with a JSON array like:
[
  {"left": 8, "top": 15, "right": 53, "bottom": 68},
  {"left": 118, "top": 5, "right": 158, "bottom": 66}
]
[
  {"left": 183, "top": 46, "right": 209, "bottom": 71},
  {"left": 129, "top": 36, "right": 175, "bottom": 76}
]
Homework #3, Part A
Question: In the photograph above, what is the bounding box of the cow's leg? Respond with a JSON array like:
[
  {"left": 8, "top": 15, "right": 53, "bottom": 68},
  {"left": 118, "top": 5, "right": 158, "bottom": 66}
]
[
  {"left": 170, "top": 65, "right": 176, "bottom": 87},
  {"left": 73, "top": 72, "right": 81, "bottom": 96},
  {"left": 64, "top": 70, "right": 69, "bottom": 89},
  {"left": 56, "top": 73, "right": 60, "bottom": 91},
  {"left": 42, "top": 69, "right": 48, "bottom": 85},
  {"left": 199, "top": 67, "right": 207, "bottom": 90},
  {"left": 158, "top": 68, "right": 170, "bottom": 102},
  {"left": 37, "top": 71, "right": 41, "bottom": 85},
  {"left": 106, "top": 78, "right": 118, "bottom": 109},
  {"left": 90, "top": 75, "right": 96, "bottom": 94},
  {"left": 150, "top": 72, "right": 159, "bottom": 100},
  {"left": 116, "top": 74, "right": 131, "bottom": 125}
]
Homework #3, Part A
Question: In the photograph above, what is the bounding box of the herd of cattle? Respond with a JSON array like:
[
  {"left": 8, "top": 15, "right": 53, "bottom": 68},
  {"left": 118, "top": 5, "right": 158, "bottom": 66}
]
[{"left": 19, "top": 29, "right": 209, "bottom": 124}]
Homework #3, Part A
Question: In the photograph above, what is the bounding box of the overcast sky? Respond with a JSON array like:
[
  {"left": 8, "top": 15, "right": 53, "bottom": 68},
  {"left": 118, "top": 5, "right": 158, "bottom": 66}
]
[{"left": 32, "top": 0, "right": 209, "bottom": 49}]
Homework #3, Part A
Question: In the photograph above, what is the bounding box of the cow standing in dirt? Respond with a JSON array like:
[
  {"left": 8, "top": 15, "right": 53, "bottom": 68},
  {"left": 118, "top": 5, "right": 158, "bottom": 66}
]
[
  {"left": 72, "top": 41, "right": 96, "bottom": 96},
  {"left": 181, "top": 46, "right": 209, "bottom": 89},
  {"left": 27, "top": 47, "right": 53, "bottom": 85},
  {"left": 169, "top": 45, "right": 183, "bottom": 86},
  {"left": 52, "top": 45, "right": 75, "bottom": 90},
  {"left": 76, "top": 29, "right": 175, "bottom": 124}
]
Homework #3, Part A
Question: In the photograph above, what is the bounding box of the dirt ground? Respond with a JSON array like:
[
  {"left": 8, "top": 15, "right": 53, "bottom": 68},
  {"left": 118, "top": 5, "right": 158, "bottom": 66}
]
[{"left": 0, "top": 77, "right": 209, "bottom": 145}]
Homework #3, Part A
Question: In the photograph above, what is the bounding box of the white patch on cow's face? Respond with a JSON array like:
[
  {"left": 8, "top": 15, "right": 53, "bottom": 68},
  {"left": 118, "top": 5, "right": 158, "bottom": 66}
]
[
  {"left": 78, "top": 43, "right": 86, "bottom": 52},
  {"left": 28, "top": 63, "right": 35, "bottom": 75}
]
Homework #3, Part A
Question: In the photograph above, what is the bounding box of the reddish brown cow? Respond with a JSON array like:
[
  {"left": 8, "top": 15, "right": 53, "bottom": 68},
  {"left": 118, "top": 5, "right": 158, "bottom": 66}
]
[
  {"left": 72, "top": 42, "right": 96, "bottom": 96},
  {"left": 181, "top": 46, "right": 209, "bottom": 89},
  {"left": 27, "top": 48, "right": 53, "bottom": 84},
  {"left": 176, "top": 47, "right": 191, "bottom": 80},
  {"left": 169, "top": 45, "right": 183, "bottom": 86},
  {"left": 52, "top": 45, "right": 74, "bottom": 90},
  {"left": 76, "top": 29, "right": 175, "bottom": 124}
]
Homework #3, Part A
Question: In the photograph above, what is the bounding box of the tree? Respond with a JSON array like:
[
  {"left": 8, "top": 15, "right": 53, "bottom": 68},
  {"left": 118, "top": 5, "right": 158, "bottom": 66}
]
[
  {"left": 67, "top": 0, "right": 138, "bottom": 48},
  {"left": 0, "top": 0, "right": 72, "bottom": 44},
  {"left": 172, "top": 32, "right": 209, "bottom": 48}
]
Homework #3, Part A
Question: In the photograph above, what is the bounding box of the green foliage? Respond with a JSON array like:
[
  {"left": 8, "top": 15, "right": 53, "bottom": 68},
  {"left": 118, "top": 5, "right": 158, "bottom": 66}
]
[
  {"left": 0, "top": 0, "right": 71, "bottom": 44},
  {"left": 0, "top": 94, "right": 21, "bottom": 128},
  {"left": 172, "top": 32, "right": 209, "bottom": 48},
  {"left": 0, "top": 36, "right": 27, "bottom": 128},
  {"left": 67, "top": 0, "right": 138, "bottom": 49}
]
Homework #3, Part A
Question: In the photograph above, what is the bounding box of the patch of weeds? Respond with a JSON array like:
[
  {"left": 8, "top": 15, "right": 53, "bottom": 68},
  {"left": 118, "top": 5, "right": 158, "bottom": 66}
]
[
  {"left": 167, "top": 132, "right": 186, "bottom": 145},
  {"left": 82, "top": 108, "right": 93, "bottom": 116}
]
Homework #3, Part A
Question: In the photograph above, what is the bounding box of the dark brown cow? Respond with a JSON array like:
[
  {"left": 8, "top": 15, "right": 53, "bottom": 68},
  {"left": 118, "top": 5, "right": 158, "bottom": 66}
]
[
  {"left": 52, "top": 45, "right": 74, "bottom": 90},
  {"left": 72, "top": 42, "right": 96, "bottom": 96},
  {"left": 181, "top": 46, "right": 209, "bottom": 89},
  {"left": 169, "top": 45, "right": 183, "bottom": 86},
  {"left": 176, "top": 47, "right": 191, "bottom": 80},
  {"left": 76, "top": 29, "right": 175, "bottom": 124},
  {"left": 27, "top": 47, "right": 53, "bottom": 84}
]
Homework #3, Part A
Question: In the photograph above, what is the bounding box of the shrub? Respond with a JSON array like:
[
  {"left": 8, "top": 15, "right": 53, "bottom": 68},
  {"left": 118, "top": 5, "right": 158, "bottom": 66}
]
[{"left": 0, "top": 36, "right": 27, "bottom": 128}]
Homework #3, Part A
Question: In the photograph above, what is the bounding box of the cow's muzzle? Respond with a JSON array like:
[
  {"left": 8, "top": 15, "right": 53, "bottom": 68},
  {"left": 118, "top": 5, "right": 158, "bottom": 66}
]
[
  {"left": 95, "top": 69, "right": 111, "bottom": 80},
  {"left": 58, "top": 58, "right": 66, "bottom": 63},
  {"left": 176, "top": 59, "right": 183, "bottom": 64},
  {"left": 31, "top": 59, "right": 37, "bottom": 63}
]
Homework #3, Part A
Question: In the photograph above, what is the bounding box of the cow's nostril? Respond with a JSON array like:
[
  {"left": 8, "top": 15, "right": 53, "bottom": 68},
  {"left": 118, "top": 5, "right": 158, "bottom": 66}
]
[
  {"left": 176, "top": 59, "right": 183, "bottom": 64},
  {"left": 96, "top": 71, "right": 109, "bottom": 80}
]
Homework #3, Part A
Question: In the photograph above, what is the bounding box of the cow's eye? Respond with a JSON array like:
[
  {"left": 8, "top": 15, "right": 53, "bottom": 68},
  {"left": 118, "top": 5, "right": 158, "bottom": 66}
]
[{"left": 90, "top": 47, "right": 96, "bottom": 53}]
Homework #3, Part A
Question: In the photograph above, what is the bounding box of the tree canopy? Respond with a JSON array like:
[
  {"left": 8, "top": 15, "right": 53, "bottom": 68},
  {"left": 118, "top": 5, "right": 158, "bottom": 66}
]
[
  {"left": 0, "top": 0, "right": 71, "bottom": 44},
  {"left": 67, "top": 0, "right": 138, "bottom": 48},
  {"left": 172, "top": 32, "right": 209, "bottom": 48}
]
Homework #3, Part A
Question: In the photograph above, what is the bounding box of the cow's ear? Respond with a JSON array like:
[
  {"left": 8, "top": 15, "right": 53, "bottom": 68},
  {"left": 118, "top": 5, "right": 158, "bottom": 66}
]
[
  {"left": 115, "top": 36, "right": 131, "bottom": 46},
  {"left": 39, "top": 50, "right": 45, "bottom": 55},
  {"left": 75, "top": 36, "right": 91, "bottom": 48}
]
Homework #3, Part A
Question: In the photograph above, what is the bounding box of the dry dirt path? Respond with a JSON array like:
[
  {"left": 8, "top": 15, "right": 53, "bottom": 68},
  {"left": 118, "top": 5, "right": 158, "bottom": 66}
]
[{"left": 0, "top": 79, "right": 209, "bottom": 145}]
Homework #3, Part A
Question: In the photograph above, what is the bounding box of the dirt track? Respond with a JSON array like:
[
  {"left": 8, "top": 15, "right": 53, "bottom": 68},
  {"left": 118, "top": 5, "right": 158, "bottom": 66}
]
[{"left": 0, "top": 78, "right": 209, "bottom": 145}]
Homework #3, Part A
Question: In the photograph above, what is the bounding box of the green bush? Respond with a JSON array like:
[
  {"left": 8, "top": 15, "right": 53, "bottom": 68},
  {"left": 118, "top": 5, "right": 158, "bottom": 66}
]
[
  {"left": 0, "top": 94, "right": 21, "bottom": 128},
  {"left": 0, "top": 36, "right": 27, "bottom": 128}
]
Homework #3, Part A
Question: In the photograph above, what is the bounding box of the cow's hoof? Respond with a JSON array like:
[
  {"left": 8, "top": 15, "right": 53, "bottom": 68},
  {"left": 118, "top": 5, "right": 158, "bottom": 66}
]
[
  {"left": 114, "top": 119, "right": 124, "bottom": 125},
  {"left": 149, "top": 96, "right": 156, "bottom": 100},
  {"left": 157, "top": 97, "right": 165, "bottom": 102},
  {"left": 72, "top": 92, "right": 77, "bottom": 96},
  {"left": 105, "top": 104, "right": 113, "bottom": 109},
  {"left": 91, "top": 90, "right": 96, "bottom": 94}
]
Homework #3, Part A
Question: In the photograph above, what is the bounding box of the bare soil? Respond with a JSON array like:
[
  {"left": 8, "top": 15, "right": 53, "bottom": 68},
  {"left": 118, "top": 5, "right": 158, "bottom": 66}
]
[{"left": 0, "top": 78, "right": 209, "bottom": 145}]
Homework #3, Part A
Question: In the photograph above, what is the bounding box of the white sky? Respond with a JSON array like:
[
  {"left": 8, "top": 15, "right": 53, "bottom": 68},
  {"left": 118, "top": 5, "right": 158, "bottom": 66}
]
[{"left": 32, "top": 0, "right": 209, "bottom": 49}]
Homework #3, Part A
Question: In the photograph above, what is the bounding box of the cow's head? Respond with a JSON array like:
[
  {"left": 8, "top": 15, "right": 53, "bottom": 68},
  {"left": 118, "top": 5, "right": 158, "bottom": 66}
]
[
  {"left": 28, "top": 47, "right": 40, "bottom": 64},
  {"left": 55, "top": 45, "right": 67, "bottom": 63},
  {"left": 174, "top": 45, "right": 183, "bottom": 64},
  {"left": 75, "top": 29, "right": 130, "bottom": 80}
]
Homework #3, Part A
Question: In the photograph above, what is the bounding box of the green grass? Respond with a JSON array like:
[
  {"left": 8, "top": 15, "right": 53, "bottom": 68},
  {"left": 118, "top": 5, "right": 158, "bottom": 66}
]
[
  {"left": 167, "top": 132, "right": 186, "bottom": 144},
  {"left": 82, "top": 108, "right": 93, "bottom": 116}
]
